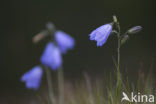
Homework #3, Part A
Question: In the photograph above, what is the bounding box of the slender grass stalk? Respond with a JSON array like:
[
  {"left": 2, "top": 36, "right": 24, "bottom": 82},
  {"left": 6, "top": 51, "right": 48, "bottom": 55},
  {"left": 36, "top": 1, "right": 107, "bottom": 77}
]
[
  {"left": 58, "top": 67, "right": 64, "bottom": 104},
  {"left": 84, "top": 72, "right": 94, "bottom": 104},
  {"left": 45, "top": 67, "right": 56, "bottom": 104}
]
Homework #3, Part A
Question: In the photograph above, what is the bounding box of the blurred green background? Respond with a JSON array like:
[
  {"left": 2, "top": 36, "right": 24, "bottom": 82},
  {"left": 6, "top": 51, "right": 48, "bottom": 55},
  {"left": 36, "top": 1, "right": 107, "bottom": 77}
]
[{"left": 1, "top": 0, "right": 156, "bottom": 103}]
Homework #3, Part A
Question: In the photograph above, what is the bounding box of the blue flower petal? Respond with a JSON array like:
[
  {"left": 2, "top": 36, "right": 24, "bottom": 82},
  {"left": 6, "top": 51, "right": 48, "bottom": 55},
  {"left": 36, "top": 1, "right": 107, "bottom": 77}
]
[
  {"left": 49, "top": 47, "right": 62, "bottom": 70},
  {"left": 89, "top": 30, "right": 97, "bottom": 40},
  {"left": 21, "top": 66, "right": 43, "bottom": 90},
  {"left": 40, "top": 42, "right": 62, "bottom": 70},
  {"left": 55, "top": 31, "right": 75, "bottom": 54},
  {"left": 89, "top": 24, "right": 112, "bottom": 46}
]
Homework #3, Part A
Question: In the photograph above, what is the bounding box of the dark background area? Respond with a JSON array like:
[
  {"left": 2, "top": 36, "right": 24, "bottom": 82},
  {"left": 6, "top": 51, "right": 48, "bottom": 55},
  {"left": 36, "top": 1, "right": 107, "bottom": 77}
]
[{"left": 1, "top": 0, "right": 156, "bottom": 103}]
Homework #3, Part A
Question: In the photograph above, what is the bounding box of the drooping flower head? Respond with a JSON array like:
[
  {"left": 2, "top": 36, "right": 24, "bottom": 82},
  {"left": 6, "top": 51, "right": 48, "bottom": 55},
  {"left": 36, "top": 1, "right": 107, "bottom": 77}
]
[
  {"left": 21, "top": 66, "right": 43, "bottom": 90},
  {"left": 89, "top": 24, "right": 112, "bottom": 46},
  {"left": 55, "top": 30, "right": 75, "bottom": 54},
  {"left": 40, "top": 42, "right": 62, "bottom": 70}
]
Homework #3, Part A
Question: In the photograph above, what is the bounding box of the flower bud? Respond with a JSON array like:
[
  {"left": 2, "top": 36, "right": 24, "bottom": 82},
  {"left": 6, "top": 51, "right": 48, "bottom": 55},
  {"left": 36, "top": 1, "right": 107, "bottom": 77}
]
[
  {"left": 33, "top": 30, "right": 48, "bottom": 43},
  {"left": 121, "top": 35, "right": 129, "bottom": 45},
  {"left": 127, "top": 26, "right": 142, "bottom": 34},
  {"left": 113, "top": 15, "right": 118, "bottom": 23},
  {"left": 46, "top": 22, "right": 55, "bottom": 32}
]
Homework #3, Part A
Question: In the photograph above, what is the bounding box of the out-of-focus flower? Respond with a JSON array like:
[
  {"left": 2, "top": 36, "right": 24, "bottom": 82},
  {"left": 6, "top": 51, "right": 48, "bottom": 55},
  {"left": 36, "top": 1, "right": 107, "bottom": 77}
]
[
  {"left": 55, "top": 31, "right": 75, "bottom": 54},
  {"left": 89, "top": 24, "right": 112, "bottom": 46},
  {"left": 21, "top": 66, "right": 43, "bottom": 90},
  {"left": 40, "top": 42, "right": 62, "bottom": 70}
]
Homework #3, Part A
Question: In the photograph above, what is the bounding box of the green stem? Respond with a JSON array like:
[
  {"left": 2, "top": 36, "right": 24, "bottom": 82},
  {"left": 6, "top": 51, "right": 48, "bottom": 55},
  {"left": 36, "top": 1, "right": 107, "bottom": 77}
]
[
  {"left": 117, "top": 32, "right": 121, "bottom": 84},
  {"left": 113, "top": 16, "right": 121, "bottom": 80},
  {"left": 116, "top": 20, "right": 121, "bottom": 84},
  {"left": 45, "top": 67, "right": 56, "bottom": 104},
  {"left": 116, "top": 21, "right": 122, "bottom": 104},
  {"left": 58, "top": 67, "right": 64, "bottom": 104}
]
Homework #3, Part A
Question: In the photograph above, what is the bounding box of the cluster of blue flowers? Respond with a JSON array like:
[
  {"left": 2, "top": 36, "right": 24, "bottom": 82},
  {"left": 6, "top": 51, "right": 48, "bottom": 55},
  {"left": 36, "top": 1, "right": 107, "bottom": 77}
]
[
  {"left": 21, "top": 29, "right": 75, "bottom": 90},
  {"left": 21, "top": 19, "right": 142, "bottom": 91},
  {"left": 21, "top": 22, "right": 113, "bottom": 90}
]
